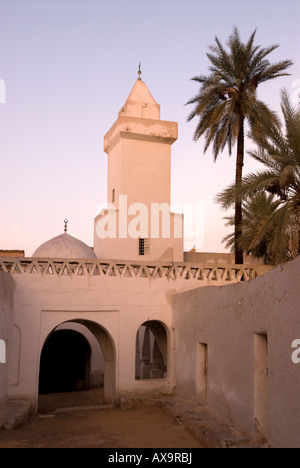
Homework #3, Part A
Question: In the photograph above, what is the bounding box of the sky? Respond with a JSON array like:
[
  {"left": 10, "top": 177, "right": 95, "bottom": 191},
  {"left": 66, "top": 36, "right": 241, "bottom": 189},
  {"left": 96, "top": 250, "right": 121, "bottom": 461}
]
[{"left": 0, "top": 0, "right": 299, "bottom": 256}]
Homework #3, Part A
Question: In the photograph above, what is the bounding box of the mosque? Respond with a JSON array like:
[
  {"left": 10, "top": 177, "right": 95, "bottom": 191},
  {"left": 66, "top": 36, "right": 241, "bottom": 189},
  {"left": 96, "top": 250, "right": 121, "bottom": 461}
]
[{"left": 0, "top": 73, "right": 300, "bottom": 448}]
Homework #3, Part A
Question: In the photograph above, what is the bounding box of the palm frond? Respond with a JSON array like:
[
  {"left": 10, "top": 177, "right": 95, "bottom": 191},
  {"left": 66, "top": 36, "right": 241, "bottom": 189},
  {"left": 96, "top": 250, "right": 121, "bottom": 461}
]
[
  {"left": 186, "top": 27, "right": 293, "bottom": 263},
  {"left": 219, "top": 91, "right": 300, "bottom": 265}
]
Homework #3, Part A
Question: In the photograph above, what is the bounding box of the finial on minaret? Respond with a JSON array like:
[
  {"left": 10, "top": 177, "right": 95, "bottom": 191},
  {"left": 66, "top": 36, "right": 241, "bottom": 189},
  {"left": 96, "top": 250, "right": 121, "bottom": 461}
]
[
  {"left": 137, "top": 62, "right": 142, "bottom": 81},
  {"left": 64, "top": 219, "right": 68, "bottom": 233}
]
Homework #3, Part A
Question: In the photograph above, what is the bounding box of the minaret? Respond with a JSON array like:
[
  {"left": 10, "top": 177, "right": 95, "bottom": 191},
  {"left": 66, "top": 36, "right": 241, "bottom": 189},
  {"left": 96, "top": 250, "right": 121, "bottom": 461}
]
[{"left": 94, "top": 70, "right": 183, "bottom": 261}]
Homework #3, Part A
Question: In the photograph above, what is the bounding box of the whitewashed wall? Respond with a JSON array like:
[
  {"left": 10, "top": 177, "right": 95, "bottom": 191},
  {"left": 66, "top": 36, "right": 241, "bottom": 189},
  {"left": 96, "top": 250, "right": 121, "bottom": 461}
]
[
  {"left": 0, "top": 272, "right": 14, "bottom": 408},
  {"left": 0, "top": 257, "right": 273, "bottom": 423},
  {"left": 172, "top": 257, "right": 300, "bottom": 448}
]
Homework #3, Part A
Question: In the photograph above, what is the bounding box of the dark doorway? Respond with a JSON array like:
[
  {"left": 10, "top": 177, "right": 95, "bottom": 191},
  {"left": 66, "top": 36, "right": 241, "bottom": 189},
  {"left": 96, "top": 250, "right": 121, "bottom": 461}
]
[{"left": 39, "top": 329, "right": 91, "bottom": 394}]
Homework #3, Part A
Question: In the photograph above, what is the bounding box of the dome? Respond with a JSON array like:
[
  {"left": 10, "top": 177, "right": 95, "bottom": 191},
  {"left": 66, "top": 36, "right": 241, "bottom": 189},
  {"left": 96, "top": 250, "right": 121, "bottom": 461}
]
[{"left": 32, "top": 233, "right": 97, "bottom": 259}]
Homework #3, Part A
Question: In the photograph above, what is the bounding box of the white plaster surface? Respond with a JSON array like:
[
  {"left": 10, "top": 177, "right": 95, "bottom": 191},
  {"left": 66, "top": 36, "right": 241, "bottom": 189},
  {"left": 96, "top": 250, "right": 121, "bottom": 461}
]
[
  {"left": 0, "top": 272, "right": 14, "bottom": 408},
  {"left": 32, "top": 233, "right": 97, "bottom": 259},
  {"left": 95, "top": 79, "right": 182, "bottom": 262},
  {"left": 172, "top": 256, "right": 300, "bottom": 448}
]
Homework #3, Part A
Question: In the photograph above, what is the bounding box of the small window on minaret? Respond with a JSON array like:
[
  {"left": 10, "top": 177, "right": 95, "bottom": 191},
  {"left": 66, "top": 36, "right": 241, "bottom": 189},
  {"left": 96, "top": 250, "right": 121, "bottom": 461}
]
[
  {"left": 112, "top": 189, "right": 116, "bottom": 203},
  {"left": 139, "top": 238, "right": 150, "bottom": 256}
]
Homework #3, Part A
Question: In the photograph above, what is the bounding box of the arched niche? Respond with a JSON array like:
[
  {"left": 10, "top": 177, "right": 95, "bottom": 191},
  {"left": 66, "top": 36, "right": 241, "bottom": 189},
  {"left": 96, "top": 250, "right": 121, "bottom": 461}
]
[{"left": 135, "top": 320, "right": 168, "bottom": 380}]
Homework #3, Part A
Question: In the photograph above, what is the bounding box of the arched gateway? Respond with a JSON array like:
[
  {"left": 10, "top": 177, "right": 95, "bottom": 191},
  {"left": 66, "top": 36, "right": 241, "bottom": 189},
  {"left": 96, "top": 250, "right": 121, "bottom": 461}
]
[{"left": 39, "top": 320, "right": 116, "bottom": 405}]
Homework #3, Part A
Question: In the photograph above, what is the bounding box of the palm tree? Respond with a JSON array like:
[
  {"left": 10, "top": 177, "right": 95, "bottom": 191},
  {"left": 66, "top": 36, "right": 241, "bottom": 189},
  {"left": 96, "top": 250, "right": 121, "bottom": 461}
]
[
  {"left": 222, "top": 193, "right": 281, "bottom": 265},
  {"left": 186, "top": 27, "right": 292, "bottom": 264},
  {"left": 217, "top": 90, "right": 300, "bottom": 265}
]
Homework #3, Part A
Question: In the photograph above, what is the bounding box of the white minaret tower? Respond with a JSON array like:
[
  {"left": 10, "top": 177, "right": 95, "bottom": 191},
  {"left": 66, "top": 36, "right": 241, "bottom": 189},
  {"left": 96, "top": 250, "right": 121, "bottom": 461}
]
[{"left": 94, "top": 69, "right": 183, "bottom": 261}]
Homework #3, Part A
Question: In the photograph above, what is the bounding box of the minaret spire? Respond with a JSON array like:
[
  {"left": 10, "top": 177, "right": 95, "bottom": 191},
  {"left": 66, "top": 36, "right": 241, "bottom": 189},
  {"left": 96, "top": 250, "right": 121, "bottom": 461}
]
[
  {"left": 137, "top": 62, "right": 142, "bottom": 81},
  {"left": 64, "top": 219, "right": 68, "bottom": 233}
]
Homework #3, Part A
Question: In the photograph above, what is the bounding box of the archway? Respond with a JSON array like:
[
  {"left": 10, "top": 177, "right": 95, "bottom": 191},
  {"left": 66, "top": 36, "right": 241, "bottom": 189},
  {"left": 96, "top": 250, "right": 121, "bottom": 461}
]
[
  {"left": 39, "top": 320, "right": 116, "bottom": 404},
  {"left": 39, "top": 330, "right": 91, "bottom": 394},
  {"left": 135, "top": 321, "right": 168, "bottom": 380}
]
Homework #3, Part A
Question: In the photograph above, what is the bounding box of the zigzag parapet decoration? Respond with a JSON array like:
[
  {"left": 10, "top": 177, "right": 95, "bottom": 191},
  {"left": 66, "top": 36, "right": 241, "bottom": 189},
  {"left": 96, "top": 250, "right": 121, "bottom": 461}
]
[{"left": 0, "top": 258, "right": 273, "bottom": 284}]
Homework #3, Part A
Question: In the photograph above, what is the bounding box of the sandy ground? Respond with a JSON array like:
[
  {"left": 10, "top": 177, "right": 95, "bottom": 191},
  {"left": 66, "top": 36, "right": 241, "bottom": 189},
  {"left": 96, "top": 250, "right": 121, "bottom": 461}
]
[{"left": 0, "top": 389, "right": 202, "bottom": 448}]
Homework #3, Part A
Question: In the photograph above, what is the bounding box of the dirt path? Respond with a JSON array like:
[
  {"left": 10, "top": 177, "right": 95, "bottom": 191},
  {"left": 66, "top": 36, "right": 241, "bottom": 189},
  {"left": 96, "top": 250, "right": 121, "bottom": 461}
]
[{"left": 0, "top": 389, "right": 202, "bottom": 448}]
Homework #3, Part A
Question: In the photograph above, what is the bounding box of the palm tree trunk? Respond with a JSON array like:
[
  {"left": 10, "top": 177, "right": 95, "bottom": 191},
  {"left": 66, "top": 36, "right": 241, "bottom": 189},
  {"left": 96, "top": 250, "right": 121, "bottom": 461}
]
[{"left": 235, "top": 117, "right": 245, "bottom": 264}]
